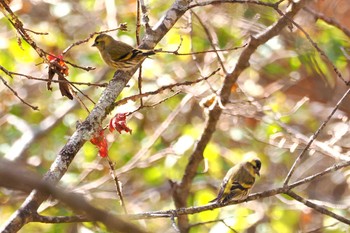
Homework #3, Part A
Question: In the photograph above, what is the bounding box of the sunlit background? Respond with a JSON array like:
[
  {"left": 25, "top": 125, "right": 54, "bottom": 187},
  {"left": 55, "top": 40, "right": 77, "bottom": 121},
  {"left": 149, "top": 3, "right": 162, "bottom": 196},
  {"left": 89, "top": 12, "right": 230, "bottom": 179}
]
[{"left": 1, "top": 0, "right": 350, "bottom": 232}]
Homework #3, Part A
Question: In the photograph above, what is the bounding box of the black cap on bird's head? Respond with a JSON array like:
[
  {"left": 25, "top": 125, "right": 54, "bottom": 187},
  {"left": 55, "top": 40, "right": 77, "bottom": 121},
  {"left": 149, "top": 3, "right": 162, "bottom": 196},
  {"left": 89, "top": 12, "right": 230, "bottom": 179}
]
[
  {"left": 253, "top": 159, "right": 261, "bottom": 176},
  {"left": 247, "top": 158, "right": 261, "bottom": 177}
]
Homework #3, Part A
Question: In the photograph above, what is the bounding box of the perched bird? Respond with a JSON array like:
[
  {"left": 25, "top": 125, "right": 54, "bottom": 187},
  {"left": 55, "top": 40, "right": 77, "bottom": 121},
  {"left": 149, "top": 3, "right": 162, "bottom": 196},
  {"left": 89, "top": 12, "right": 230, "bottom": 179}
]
[
  {"left": 210, "top": 158, "right": 261, "bottom": 204},
  {"left": 92, "top": 34, "right": 156, "bottom": 70}
]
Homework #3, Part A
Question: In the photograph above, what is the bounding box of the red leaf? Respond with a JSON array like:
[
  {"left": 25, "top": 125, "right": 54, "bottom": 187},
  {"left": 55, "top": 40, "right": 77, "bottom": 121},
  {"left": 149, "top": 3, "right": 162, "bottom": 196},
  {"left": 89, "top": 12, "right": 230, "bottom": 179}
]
[
  {"left": 90, "top": 129, "right": 108, "bottom": 158},
  {"left": 47, "top": 53, "right": 69, "bottom": 76},
  {"left": 109, "top": 113, "right": 132, "bottom": 134},
  {"left": 98, "top": 137, "right": 108, "bottom": 158},
  {"left": 47, "top": 54, "right": 56, "bottom": 61}
]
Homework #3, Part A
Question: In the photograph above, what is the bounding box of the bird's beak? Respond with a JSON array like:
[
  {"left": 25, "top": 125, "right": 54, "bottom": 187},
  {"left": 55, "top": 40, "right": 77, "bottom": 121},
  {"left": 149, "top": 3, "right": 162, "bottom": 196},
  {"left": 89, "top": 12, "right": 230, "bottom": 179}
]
[
  {"left": 92, "top": 42, "right": 96, "bottom": 47},
  {"left": 255, "top": 169, "right": 260, "bottom": 177}
]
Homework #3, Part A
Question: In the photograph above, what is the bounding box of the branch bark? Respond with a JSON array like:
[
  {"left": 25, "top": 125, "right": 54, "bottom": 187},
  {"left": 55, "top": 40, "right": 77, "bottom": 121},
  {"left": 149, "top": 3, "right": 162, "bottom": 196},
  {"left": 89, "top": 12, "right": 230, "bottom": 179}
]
[
  {"left": 0, "top": 159, "right": 148, "bottom": 233},
  {"left": 171, "top": 1, "right": 307, "bottom": 232},
  {"left": 3, "top": 157, "right": 350, "bottom": 227},
  {"left": 0, "top": 0, "right": 191, "bottom": 232}
]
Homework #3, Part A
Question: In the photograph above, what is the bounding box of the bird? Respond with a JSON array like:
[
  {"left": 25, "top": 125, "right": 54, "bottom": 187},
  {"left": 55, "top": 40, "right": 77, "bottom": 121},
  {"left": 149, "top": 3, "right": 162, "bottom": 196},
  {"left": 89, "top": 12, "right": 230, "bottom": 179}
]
[
  {"left": 92, "top": 34, "right": 156, "bottom": 70},
  {"left": 210, "top": 158, "right": 261, "bottom": 204}
]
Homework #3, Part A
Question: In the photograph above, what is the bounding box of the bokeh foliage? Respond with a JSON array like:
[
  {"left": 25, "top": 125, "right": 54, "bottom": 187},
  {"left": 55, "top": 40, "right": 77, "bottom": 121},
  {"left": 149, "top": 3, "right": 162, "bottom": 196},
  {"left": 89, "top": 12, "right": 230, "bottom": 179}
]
[{"left": 1, "top": 0, "right": 350, "bottom": 232}]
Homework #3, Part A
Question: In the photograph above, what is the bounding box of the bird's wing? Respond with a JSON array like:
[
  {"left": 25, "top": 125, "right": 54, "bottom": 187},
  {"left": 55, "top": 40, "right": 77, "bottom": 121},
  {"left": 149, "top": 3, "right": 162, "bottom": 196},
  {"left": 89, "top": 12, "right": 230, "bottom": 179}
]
[
  {"left": 116, "top": 49, "right": 141, "bottom": 61},
  {"left": 117, "top": 49, "right": 155, "bottom": 62},
  {"left": 212, "top": 165, "right": 240, "bottom": 202}
]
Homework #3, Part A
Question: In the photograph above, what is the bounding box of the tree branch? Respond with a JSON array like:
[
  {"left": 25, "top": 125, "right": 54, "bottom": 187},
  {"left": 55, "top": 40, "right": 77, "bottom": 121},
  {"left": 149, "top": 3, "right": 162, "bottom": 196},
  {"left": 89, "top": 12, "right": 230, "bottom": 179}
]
[
  {"left": 286, "top": 191, "right": 350, "bottom": 225},
  {"left": 0, "top": 0, "right": 191, "bottom": 232},
  {"left": 0, "top": 159, "right": 147, "bottom": 233},
  {"left": 171, "top": 1, "right": 307, "bottom": 232},
  {"left": 284, "top": 86, "right": 350, "bottom": 185}
]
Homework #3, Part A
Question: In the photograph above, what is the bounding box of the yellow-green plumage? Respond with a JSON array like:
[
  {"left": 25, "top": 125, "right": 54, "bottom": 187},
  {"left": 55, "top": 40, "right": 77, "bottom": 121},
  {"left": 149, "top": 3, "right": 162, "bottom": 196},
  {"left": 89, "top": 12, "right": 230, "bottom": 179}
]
[
  {"left": 92, "top": 34, "right": 156, "bottom": 70},
  {"left": 211, "top": 158, "right": 261, "bottom": 204}
]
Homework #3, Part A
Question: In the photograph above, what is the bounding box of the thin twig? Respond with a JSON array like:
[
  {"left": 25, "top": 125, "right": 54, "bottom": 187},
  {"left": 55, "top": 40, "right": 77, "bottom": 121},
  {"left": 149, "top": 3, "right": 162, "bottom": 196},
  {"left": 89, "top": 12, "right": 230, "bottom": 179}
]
[
  {"left": 127, "top": 159, "right": 350, "bottom": 223},
  {"left": 107, "top": 157, "right": 128, "bottom": 214},
  {"left": 188, "top": 0, "right": 278, "bottom": 10},
  {"left": 32, "top": 214, "right": 89, "bottom": 223},
  {"left": 303, "top": 7, "right": 350, "bottom": 38},
  {"left": 136, "top": 0, "right": 141, "bottom": 45},
  {"left": 117, "top": 94, "right": 193, "bottom": 175},
  {"left": 0, "top": 0, "right": 48, "bottom": 61},
  {"left": 189, "top": 219, "right": 238, "bottom": 232},
  {"left": 159, "top": 44, "right": 247, "bottom": 56},
  {"left": 62, "top": 24, "right": 128, "bottom": 55},
  {"left": 128, "top": 91, "right": 181, "bottom": 116},
  {"left": 0, "top": 159, "right": 147, "bottom": 233},
  {"left": 171, "top": 1, "right": 307, "bottom": 231},
  {"left": 23, "top": 28, "right": 49, "bottom": 35},
  {"left": 288, "top": 160, "right": 350, "bottom": 190},
  {"left": 191, "top": 10, "right": 227, "bottom": 73},
  {"left": 0, "top": 75, "right": 38, "bottom": 110},
  {"left": 274, "top": 7, "right": 347, "bottom": 84},
  {"left": 284, "top": 86, "right": 350, "bottom": 185},
  {"left": 287, "top": 191, "right": 350, "bottom": 225},
  {"left": 137, "top": 67, "right": 144, "bottom": 107},
  {"left": 0, "top": 0, "right": 192, "bottom": 231},
  {"left": 114, "top": 68, "right": 220, "bottom": 107},
  {"left": 69, "top": 81, "right": 96, "bottom": 105},
  {"left": 170, "top": 213, "right": 181, "bottom": 233},
  {"left": 0, "top": 65, "right": 107, "bottom": 87}
]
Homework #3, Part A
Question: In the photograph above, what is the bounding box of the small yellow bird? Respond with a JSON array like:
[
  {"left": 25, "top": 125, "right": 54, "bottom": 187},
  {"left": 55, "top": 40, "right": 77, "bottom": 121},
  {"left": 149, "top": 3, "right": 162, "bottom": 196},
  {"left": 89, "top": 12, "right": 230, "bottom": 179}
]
[
  {"left": 92, "top": 34, "right": 156, "bottom": 70},
  {"left": 210, "top": 158, "right": 261, "bottom": 204}
]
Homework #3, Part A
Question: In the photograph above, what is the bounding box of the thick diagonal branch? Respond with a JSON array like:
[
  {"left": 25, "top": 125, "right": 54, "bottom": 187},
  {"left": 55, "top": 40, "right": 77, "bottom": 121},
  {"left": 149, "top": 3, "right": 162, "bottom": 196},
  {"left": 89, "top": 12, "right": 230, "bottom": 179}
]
[
  {"left": 0, "top": 0, "right": 190, "bottom": 232},
  {"left": 172, "top": 1, "right": 307, "bottom": 232}
]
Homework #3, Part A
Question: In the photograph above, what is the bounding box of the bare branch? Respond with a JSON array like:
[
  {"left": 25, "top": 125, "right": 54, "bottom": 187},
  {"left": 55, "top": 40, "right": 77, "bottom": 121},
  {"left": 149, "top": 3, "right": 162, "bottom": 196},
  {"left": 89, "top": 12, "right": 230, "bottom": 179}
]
[
  {"left": 1, "top": 0, "right": 191, "bottom": 231},
  {"left": 32, "top": 214, "right": 89, "bottom": 224},
  {"left": 303, "top": 7, "right": 350, "bottom": 38},
  {"left": 284, "top": 87, "right": 350, "bottom": 185},
  {"left": 190, "top": 10, "right": 228, "bottom": 73},
  {"left": 287, "top": 191, "right": 350, "bottom": 225},
  {"left": 114, "top": 68, "right": 220, "bottom": 107},
  {"left": 0, "top": 65, "right": 107, "bottom": 87},
  {"left": 0, "top": 0, "right": 48, "bottom": 61},
  {"left": 0, "top": 159, "right": 147, "bottom": 233},
  {"left": 0, "top": 75, "right": 38, "bottom": 110},
  {"left": 273, "top": 7, "right": 347, "bottom": 84},
  {"left": 107, "top": 157, "right": 128, "bottom": 214},
  {"left": 62, "top": 24, "right": 128, "bottom": 55},
  {"left": 171, "top": 1, "right": 307, "bottom": 231}
]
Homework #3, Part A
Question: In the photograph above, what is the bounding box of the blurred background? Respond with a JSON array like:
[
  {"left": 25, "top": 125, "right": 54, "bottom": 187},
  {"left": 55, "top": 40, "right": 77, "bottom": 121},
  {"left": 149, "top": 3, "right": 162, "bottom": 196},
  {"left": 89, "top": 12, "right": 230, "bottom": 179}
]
[{"left": 1, "top": 0, "right": 350, "bottom": 232}]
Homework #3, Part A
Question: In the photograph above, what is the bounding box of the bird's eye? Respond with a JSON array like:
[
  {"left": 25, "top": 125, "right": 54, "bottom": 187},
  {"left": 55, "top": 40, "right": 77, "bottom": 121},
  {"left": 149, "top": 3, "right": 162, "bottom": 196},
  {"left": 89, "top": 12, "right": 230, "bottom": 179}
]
[{"left": 255, "top": 160, "right": 261, "bottom": 169}]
